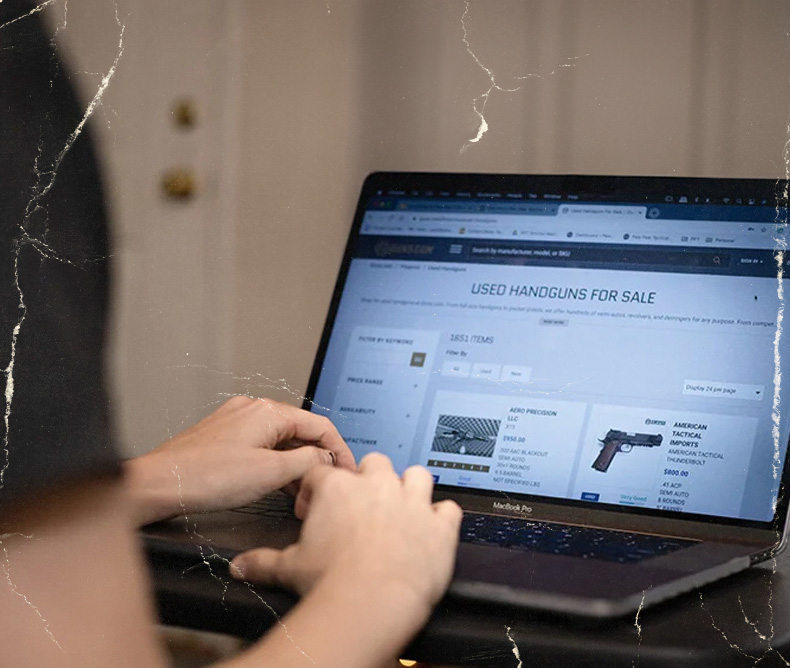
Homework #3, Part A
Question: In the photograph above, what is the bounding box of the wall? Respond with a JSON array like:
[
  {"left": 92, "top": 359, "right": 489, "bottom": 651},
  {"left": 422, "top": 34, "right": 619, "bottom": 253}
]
[
  {"left": 48, "top": 0, "right": 790, "bottom": 454},
  {"left": 231, "top": 0, "right": 790, "bottom": 426},
  {"left": 351, "top": 0, "right": 789, "bottom": 177},
  {"left": 47, "top": 1, "right": 245, "bottom": 453}
]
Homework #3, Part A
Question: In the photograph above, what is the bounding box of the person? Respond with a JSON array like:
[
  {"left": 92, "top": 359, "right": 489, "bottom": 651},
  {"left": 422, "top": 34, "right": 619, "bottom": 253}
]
[
  {"left": 3, "top": 395, "right": 462, "bottom": 667},
  {"left": 0, "top": 3, "right": 462, "bottom": 666}
]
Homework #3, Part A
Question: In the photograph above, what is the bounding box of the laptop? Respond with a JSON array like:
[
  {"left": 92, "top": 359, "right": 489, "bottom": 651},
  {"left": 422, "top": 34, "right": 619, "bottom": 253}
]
[{"left": 142, "top": 172, "right": 790, "bottom": 618}]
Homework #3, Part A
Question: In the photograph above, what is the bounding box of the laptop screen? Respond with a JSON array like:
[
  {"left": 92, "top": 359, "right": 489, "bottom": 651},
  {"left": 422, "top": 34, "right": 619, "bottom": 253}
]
[{"left": 306, "top": 173, "right": 790, "bottom": 527}]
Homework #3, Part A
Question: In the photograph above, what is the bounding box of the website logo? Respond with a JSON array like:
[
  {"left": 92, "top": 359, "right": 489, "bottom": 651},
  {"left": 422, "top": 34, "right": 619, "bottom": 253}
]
[{"left": 374, "top": 240, "right": 435, "bottom": 258}]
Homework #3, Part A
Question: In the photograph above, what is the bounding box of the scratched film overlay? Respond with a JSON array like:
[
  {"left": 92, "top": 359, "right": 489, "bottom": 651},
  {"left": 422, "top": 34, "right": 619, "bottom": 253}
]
[{"left": 1, "top": 1, "right": 789, "bottom": 665}]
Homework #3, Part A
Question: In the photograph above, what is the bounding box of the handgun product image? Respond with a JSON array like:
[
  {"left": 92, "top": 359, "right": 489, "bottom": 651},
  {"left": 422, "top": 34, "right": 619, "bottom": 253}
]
[{"left": 592, "top": 429, "right": 663, "bottom": 473}]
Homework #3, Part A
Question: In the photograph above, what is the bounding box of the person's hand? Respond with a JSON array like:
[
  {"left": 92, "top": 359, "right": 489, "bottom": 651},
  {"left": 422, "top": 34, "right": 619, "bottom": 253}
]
[
  {"left": 123, "top": 396, "right": 355, "bottom": 526},
  {"left": 230, "top": 452, "right": 462, "bottom": 617}
]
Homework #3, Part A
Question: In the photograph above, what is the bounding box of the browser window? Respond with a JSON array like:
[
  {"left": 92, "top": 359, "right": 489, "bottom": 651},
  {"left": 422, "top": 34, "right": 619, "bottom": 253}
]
[{"left": 311, "top": 192, "right": 787, "bottom": 524}]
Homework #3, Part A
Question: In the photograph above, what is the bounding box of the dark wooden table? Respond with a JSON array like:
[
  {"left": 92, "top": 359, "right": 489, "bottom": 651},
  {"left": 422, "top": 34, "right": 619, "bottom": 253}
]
[{"left": 144, "top": 536, "right": 790, "bottom": 667}]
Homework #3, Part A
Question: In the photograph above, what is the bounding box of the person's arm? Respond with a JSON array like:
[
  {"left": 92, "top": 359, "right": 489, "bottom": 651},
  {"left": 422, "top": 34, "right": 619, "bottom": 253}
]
[
  {"left": 0, "top": 477, "right": 168, "bottom": 668},
  {"left": 2, "top": 454, "right": 461, "bottom": 668},
  {"left": 224, "top": 453, "right": 463, "bottom": 668},
  {"left": 123, "top": 396, "right": 356, "bottom": 526},
  {"left": 221, "top": 572, "right": 433, "bottom": 668}
]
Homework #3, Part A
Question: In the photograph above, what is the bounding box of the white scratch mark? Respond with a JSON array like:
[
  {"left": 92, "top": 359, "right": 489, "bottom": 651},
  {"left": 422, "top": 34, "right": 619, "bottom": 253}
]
[
  {"left": 460, "top": 1, "right": 517, "bottom": 149},
  {"left": 161, "top": 400, "right": 232, "bottom": 609},
  {"left": 160, "top": 399, "right": 315, "bottom": 664},
  {"left": 32, "top": 4, "right": 125, "bottom": 206},
  {"left": 52, "top": 0, "right": 68, "bottom": 38},
  {"left": 459, "top": 1, "right": 587, "bottom": 151},
  {"left": 2, "top": 0, "right": 125, "bottom": 492},
  {"left": 699, "top": 592, "right": 760, "bottom": 660},
  {"left": 175, "top": 397, "right": 315, "bottom": 664},
  {"left": 20, "top": 229, "right": 115, "bottom": 267},
  {"left": 633, "top": 590, "right": 645, "bottom": 667},
  {"left": 737, "top": 596, "right": 769, "bottom": 642},
  {"left": 0, "top": 542, "right": 64, "bottom": 651},
  {"left": 0, "top": 533, "right": 34, "bottom": 541},
  {"left": 177, "top": 525, "right": 315, "bottom": 664},
  {"left": 170, "top": 363, "right": 339, "bottom": 421},
  {"left": 634, "top": 593, "right": 644, "bottom": 636},
  {"left": 772, "top": 213, "right": 786, "bottom": 491},
  {"left": 0, "top": 0, "right": 57, "bottom": 32},
  {"left": 239, "top": 575, "right": 316, "bottom": 665},
  {"left": 0, "top": 253, "right": 27, "bottom": 490},
  {"left": 514, "top": 55, "right": 587, "bottom": 80},
  {"left": 764, "top": 556, "right": 778, "bottom": 642},
  {"left": 774, "top": 107, "right": 790, "bottom": 491},
  {"left": 505, "top": 625, "right": 522, "bottom": 668},
  {"left": 761, "top": 76, "right": 790, "bottom": 668}
]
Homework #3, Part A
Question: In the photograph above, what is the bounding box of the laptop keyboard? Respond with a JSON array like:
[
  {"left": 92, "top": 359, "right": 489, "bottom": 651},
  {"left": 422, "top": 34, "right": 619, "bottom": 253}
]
[
  {"left": 461, "top": 513, "right": 696, "bottom": 564},
  {"left": 229, "top": 493, "right": 295, "bottom": 518},
  {"left": 228, "top": 498, "right": 694, "bottom": 563}
]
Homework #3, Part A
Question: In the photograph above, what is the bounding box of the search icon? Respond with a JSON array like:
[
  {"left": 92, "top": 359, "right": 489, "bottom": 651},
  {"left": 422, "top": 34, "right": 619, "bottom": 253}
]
[{"left": 713, "top": 256, "right": 721, "bottom": 265}]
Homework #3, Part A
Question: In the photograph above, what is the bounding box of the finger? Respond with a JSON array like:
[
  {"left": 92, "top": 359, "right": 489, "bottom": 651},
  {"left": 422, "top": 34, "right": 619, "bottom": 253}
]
[
  {"left": 293, "top": 487, "right": 309, "bottom": 520},
  {"left": 293, "top": 463, "right": 337, "bottom": 519},
  {"left": 270, "top": 446, "right": 335, "bottom": 487},
  {"left": 281, "top": 480, "right": 301, "bottom": 499},
  {"left": 358, "top": 452, "right": 395, "bottom": 475},
  {"left": 401, "top": 465, "right": 435, "bottom": 503},
  {"left": 230, "top": 546, "right": 289, "bottom": 586},
  {"left": 266, "top": 402, "right": 356, "bottom": 471},
  {"left": 433, "top": 499, "right": 464, "bottom": 528},
  {"left": 218, "top": 395, "right": 256, "bottom": 415},
  {"left": 275, "top": 438, "right": 302, "bottom": 451}
]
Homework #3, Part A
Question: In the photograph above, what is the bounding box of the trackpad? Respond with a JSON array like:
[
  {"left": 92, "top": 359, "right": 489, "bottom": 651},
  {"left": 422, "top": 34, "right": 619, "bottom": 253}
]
[{"left": 454, "top": 542, "right": 675, "bottom": 598}]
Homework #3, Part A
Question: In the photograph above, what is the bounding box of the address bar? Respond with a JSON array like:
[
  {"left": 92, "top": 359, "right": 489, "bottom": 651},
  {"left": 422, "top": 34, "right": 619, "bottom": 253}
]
[{"left": 411, "top": 214, "right": 498, "bottom": 225}]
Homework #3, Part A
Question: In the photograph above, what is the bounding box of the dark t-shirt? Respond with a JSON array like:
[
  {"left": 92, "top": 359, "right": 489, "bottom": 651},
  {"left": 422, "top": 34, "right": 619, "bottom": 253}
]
[{"left": 0, "top": 1, "right": 118, "bottom": 507}]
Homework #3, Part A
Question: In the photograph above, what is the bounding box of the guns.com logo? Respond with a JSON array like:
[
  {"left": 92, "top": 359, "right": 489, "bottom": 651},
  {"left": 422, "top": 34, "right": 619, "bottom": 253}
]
[{"left": 374, "top": 240, "right": 435, "bottom": 257}]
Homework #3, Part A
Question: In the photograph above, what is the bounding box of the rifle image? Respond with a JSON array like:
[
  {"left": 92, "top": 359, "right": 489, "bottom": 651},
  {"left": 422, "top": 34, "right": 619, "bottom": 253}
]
[
  {"left": 592, "top": 429, "right": 663, "bottom": 473},
  {"left": 434, "top": 425, "right": 493, "bottom": 453},
  {"left": 432, "top": 415, "right": 500, "bottom": 457}
]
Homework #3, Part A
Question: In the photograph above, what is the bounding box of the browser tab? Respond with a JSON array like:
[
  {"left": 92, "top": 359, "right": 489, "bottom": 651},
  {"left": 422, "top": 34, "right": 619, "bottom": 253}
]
[{"left": 558, "top": 204, "right": 648, "bottom": 218}]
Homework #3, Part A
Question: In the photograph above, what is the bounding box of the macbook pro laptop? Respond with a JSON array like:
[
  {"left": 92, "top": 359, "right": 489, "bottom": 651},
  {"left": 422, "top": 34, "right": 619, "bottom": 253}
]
[{"left": 143, "top": 172, "right": 790, "bottom": 618}]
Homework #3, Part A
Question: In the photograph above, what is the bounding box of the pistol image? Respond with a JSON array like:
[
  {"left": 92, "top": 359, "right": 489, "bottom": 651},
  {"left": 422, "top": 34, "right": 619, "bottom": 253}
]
[{"left": 592, "top": 429, "right": 663, "bottom": 473}]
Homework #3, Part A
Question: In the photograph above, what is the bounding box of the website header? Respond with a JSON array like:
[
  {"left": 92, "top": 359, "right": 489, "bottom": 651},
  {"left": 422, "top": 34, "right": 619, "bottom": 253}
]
[{"left": 361, "top": 208, "right": 785, "bottom": 251}]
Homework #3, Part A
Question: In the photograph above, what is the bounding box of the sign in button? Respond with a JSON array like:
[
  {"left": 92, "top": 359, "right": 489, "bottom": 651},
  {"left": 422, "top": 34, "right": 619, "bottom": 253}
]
[{"left": 683, "top": 380, "right": 765, "bottom": 401}]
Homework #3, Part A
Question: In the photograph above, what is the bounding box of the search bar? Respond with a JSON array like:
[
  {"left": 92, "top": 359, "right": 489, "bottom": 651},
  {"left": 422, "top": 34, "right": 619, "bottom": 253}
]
[{"left": 467, "top": 244, "right": 731, "bottom": 268}]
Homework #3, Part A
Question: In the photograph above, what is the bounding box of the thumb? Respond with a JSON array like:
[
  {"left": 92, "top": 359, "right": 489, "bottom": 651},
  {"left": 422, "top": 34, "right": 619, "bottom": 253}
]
[
  {"left": 270, "top": 446, "right": 335, "bottom": 485},
  {"left": 230, "top": 546, "right": 290, "bottom": 586}
]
